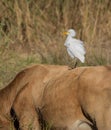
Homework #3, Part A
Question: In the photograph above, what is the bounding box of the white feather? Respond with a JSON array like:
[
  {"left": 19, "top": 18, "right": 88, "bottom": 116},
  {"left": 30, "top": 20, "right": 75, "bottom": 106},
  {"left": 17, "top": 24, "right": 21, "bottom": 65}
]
[{"left": 64, "top": 29, "right": 86, "bottom": 63}]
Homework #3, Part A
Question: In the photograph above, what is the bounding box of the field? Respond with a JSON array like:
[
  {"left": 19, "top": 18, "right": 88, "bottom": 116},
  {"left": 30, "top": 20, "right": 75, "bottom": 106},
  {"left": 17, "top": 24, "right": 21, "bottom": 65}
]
[{"left": 0, "top": 0, "right": 111, "bottom": 88}]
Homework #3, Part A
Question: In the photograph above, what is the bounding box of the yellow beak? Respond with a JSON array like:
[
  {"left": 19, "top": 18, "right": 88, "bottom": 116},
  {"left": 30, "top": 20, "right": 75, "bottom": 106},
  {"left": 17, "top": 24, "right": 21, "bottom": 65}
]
[{"left": 63, "top": 31, "right": 69, "bottom": 35}]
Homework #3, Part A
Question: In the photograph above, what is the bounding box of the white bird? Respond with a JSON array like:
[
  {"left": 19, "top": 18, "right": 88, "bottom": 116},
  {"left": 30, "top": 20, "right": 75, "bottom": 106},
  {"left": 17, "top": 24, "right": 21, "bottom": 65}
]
[{"left": 63, "top": 29, "right": 86, "bottom": 68}]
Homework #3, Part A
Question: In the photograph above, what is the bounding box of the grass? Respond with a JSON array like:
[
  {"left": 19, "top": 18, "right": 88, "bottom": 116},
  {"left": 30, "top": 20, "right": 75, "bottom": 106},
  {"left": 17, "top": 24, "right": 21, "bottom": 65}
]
[
  {"left": 0, "top": 52, "right": 40, "bottom": 88},
  {"left": 0, "top": 0, "right": 111, "bottom": 88}
]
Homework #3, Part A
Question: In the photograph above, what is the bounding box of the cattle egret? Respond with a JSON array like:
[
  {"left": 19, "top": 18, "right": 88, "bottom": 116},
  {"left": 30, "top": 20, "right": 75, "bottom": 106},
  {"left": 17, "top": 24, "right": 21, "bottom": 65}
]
[{"left": 63, "top": 29, "right": 86, "bottom": 68}]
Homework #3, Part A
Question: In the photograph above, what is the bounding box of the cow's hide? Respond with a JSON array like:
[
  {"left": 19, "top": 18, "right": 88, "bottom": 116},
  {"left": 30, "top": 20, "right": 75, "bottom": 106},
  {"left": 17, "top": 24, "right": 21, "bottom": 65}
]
[
  {"left": 0, "top": 64, "right": 69, "bottom": 130},
  {"left": 13, "top": 65, "right": 111, "bottom": 130},
  {"left": 0, "top": 67, "right": 30, "bottom": 130},
  {"left": 40, "top": 66, "right": 111, "bottom": 130},
  {"left": 2, "top": 64, "right": 111, "bottom": 130}
]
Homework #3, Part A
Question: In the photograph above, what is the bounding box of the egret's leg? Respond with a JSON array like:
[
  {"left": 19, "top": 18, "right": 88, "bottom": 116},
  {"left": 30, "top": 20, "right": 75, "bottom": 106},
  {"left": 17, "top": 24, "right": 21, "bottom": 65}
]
[
  {"left": 68, "top": 59, "right": 78, "bottom": 69},
  {"left": 68, "top": 61, "right": 74, "bottom": 70},
  {"left": 74, "top": 60, "right": 78, "bottom": 68},
  {"left": 72, "top": 58, "right": 78, "bottom": 69}
]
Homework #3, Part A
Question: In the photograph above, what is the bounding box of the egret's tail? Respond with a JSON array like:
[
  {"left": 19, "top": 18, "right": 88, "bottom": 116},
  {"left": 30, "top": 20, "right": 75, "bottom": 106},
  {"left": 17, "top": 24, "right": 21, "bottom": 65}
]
[{"left": 78, "top": 55, "right": 85, "bottom": 63}]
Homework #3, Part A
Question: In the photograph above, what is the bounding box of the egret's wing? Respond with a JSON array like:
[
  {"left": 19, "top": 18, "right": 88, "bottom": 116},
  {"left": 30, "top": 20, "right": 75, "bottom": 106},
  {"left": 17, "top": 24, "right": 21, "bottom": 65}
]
[
  {"left": 71, "top": 39, "right": 86, "bottom": 55},
  {"left": 67, "top": 48, "right": 75, "bottom": 59},
  {"left": 69, "top": 46, "right": 85, "bottom": 62},
  {"left": 68, "top": 38, "right": 86, "bottom": 62}
]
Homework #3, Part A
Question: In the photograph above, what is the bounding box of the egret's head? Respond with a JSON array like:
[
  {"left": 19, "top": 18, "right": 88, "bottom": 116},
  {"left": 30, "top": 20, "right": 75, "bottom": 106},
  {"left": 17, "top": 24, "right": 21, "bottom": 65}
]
[
  {"left": 63, "top": 29, "right": 76, "bottom": 37},
  {"left": 68, "top": 29, "right": 76, "bottom": 37}
]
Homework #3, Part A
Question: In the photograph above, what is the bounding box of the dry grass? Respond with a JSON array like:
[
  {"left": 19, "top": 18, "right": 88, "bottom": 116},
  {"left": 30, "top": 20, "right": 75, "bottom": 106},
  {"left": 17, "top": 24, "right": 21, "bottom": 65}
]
[{"left": 0, "top": 0, "right": 111, "bottom": 87}]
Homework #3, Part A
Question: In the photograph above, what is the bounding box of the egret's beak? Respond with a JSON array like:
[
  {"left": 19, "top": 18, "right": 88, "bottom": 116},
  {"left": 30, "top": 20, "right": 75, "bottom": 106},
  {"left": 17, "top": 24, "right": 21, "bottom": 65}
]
[{"left": 63, "top": 31, "right": 69, "bottom": 35}]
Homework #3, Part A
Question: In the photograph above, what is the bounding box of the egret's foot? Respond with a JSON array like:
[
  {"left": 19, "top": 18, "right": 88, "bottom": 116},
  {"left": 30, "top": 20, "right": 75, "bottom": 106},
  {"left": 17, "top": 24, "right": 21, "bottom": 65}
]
[
  {"left": 68, "top": 66, "right": 76, "bottom": 70},
  {"left": 68, "top": 61, "right": 78, "bottom": 70}
]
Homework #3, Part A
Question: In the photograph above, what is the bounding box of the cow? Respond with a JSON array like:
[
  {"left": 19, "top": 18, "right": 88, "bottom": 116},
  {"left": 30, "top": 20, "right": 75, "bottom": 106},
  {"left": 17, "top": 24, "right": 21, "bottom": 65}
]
[
  {"left": 13, "top": 65, "right": 111, "bottom": 130},
  {"left": 0, "top": 67, "right": 29, "bottom": 130},
  {"left": 0, "top": 64, "right": 69, "bottom": 130}
]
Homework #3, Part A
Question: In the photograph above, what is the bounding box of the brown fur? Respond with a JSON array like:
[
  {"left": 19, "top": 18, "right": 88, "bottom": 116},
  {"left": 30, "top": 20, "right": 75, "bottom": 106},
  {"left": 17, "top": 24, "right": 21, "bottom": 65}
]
[
  {"left": 13, "top": 65, "right": 111, "bottom": 130},
  {"left": 0, "top": 64, "right": 69, "bottom": 130},
  {"left": 12, "top": 65, "right": 92, "bottom": 130},
  {"left": 0, "top": 68, "right": 29, "bottom": 130},
  {"left": 13, "top": 64, "right": 70, "bottom": 130}
]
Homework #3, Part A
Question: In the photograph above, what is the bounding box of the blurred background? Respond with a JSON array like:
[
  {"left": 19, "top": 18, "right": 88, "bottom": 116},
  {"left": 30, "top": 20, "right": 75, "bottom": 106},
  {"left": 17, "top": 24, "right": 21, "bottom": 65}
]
[{"left": 0, "top": 0, "right": 111, "bottom": 87}]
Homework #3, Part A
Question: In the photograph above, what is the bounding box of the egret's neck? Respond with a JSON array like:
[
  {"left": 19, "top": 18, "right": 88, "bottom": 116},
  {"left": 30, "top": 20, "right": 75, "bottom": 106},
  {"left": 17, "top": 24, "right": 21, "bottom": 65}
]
[
  {"left": 66, "top": 35, "right": 72, "bottom": 40},
  {"left": 64, "top": 35, "right": 72, "bottom": 46}
]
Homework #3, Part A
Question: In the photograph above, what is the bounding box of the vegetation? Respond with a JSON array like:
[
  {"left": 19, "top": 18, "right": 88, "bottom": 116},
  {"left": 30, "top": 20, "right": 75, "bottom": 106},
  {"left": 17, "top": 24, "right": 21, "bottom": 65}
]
[{"left": 0, "top": 0, "right": 111, "bottom": 88}]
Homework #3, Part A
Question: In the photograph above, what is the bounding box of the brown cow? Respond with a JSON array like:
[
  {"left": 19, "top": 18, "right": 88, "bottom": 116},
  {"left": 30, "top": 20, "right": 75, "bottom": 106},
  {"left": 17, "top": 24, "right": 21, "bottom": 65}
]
[
  {"left": 40, "top": 66, "right": 111, "bottom": 130},
  {"left": 13, "top": 65, "right": 111, "bottom": 130},
  {"left": 0, "top": 64, "right": 69, "bottom": 130},
  {"left": 0, "top": 67, "right": 30, "bottom": 130},
  {"left": 12, "top": 65, "right": 97, "bottom": 130}
]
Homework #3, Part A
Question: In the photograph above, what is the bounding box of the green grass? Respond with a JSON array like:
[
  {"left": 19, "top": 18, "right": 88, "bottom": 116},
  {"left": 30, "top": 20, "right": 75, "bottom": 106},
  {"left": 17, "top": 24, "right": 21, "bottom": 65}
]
[{"left": 0, "top": 52, "right": 40, "bottom": 88}]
